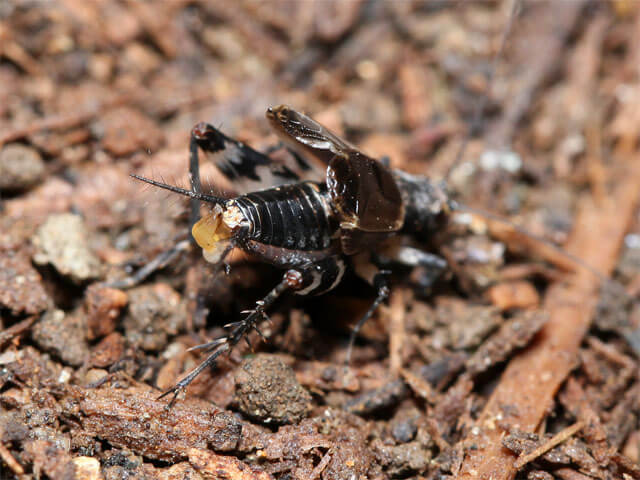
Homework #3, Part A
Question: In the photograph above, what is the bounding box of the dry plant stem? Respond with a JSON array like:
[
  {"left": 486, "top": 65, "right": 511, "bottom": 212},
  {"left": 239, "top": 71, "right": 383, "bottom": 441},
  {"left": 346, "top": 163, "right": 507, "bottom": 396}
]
[
  {"left": 0, "top": 316, "right": 36, "bottom": 349},
  {"left": 458, "top": 162, "right": 640, "bottom": 480},
  {"left": 513, "top": 421, "right": 584, "bottom": 469},
  {"left": 309, "top": 450, "right": 332, "bottom": 480},
  {"left": 388, "top": 288, "right": 406, "bottom": 376},
  {"left": 0, "top": 439, "right": 24, "bottom": 475},
  {"left": 553, "top": 469, "right": 593, "bottom": 480}
]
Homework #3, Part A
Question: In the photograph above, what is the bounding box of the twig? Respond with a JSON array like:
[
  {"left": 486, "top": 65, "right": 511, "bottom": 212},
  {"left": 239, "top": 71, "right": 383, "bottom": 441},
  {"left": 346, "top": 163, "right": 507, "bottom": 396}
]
[
  {"left": 309, "top": 450, "right": 332, "bottom": 480},
  {"left": 0, "top": 440, "right": 24, "bottom": 475},
  {"left": 553, "top": 468, "right": 593, "bottom": 480},
  {"left": 400, "top": 367, "right": 438, "bottom": 404},
  {"left": 388, "top": 288, "right": 406, "bottom": 376},
  {"left": 513, "top": 421, "right": 584, "bottom": 469},
  {"left": 0, "top": 316, "right": 37, "bottom": 349}
]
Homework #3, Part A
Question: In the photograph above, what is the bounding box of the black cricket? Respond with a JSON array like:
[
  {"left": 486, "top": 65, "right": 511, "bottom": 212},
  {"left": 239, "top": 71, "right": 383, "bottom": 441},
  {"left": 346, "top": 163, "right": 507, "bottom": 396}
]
[{"left": 132, "top": 105, "right": 468, "bottom": 402}]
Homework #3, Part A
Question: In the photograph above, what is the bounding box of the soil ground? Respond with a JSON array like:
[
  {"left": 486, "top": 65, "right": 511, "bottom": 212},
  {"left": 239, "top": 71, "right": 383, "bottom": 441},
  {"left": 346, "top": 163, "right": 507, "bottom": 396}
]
[{"left": 1, "top": 2, "right": 639, "bottom": 479}]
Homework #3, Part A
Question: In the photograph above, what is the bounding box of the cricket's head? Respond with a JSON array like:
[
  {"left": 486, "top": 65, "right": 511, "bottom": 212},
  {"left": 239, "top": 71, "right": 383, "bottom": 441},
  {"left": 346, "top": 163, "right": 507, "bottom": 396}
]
[
  {"left": 129, "top": 174, "right": 237, "bottom": 264},
  {"left": 266, "top": 104, "right": 300, "bottom": 138},
  {"left": 192, "top": 202, "right": 247, "bottom": 264}
]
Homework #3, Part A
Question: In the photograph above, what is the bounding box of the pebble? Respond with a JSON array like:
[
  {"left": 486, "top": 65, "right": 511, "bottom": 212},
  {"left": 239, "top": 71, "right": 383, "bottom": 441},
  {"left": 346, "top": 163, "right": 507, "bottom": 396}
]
[
  {"left": 32, "top": 213, "right": 102, "bottom": 283},
  {"left": 0, "top": 247, "right": 52, "bottom": 315},
  {"left": 85, "top": 284, "right": 128, "bottom": 340},
  {"left": 72, "top": 457, "right": 102, "bottom": 480},
  {"left": 31, "top": 309, "right": 89, "bottom": 367},
  {"left": 0, "top": 143, "right": 45, "bottom": 191},
  {"left": 123, "top": 284, "right": 185, "bottom": 352}
]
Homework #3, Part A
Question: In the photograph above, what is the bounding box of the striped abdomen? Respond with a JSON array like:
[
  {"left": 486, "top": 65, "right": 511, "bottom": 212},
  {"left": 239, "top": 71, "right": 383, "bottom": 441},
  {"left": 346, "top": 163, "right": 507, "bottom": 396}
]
[{"left": 234, "top": 182, "right": 335, "bottom": 251}]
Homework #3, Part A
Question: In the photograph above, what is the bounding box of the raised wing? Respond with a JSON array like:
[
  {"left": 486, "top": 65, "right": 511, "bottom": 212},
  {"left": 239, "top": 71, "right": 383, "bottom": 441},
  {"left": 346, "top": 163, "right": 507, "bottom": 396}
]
[
  {"left": 266, "top": 105, "right": 405, "bottom": 235},
  {"left": 327, "top": 151, "right": 404, "bottom": 232},
  {"left": 266, "top": 105, "right": 356, "bottom": 166},
  {"left": 191, "top": 122, "right": 323, "bottom": 196}
]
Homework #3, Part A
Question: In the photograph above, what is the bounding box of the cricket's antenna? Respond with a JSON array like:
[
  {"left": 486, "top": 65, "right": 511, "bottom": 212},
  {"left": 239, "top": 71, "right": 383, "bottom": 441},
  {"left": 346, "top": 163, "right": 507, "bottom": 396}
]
[
  {"left": 450, "top": 201, "right": 629, "bottom": 296},
  {"left": 444, "top": 0, "right": 521, "bottom": 183},
  {"left": 131, "top": 174, "right": 225, "bottom": 205}
]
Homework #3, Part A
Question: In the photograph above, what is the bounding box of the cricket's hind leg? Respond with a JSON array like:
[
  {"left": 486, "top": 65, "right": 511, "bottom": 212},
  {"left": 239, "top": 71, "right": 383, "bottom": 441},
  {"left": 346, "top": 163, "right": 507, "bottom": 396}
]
[
  {"left": 158, "top": 256, "right": 346, "bottom": 404},
  {"left": 345, "top": 246, "right": 447, "bottom": 363},
  {"left": 345, "top": 269, "right": 391, "bottom": 365},
  {"left": 384, "top": 245, "right": 448, "bottom": 290}
]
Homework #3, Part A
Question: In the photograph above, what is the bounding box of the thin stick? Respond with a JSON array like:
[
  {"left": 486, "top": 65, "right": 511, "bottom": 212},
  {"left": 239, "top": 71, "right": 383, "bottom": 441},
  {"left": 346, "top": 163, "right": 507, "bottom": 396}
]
[
  {"left": 0, "top": 441, "right": 24, "bottom": 475},
  {"left": 513, "top": 421, "right": 585, "bottom": 469},
  {"left": 309, "top": 450, "right": 332, "bottom": 480}
]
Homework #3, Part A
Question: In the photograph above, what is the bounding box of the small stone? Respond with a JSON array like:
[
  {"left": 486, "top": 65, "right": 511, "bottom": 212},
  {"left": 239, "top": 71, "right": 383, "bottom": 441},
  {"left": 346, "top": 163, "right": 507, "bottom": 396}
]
[
  {"left": 72, "top": 456, "right": 102, "bottom": 480},
  {"left": 234, "top": 354, "right": 312, "bottom": 425},
  {"left": 83, "top": 368, "right": 109, "bottom": 387},
  {"left": 32, "top": 213, "right": 102, "bottom": 283},
  {"left": 384, "top": 442, "right": 432, "bottom": 476},
  {"left": 0, "top": 143, "right": 45, "bottom": 191},
  {"left": 124, "top": 284, "right": 186, "bottom": 352},
  {"left": 31, "top": 309, "right": 89, "bottom": 367},
  {"left": 85, "top": 284, "right": 128, "bottom": 340},
  {"left": 0, "top": 247, "right": 51, "bottom": 315}
]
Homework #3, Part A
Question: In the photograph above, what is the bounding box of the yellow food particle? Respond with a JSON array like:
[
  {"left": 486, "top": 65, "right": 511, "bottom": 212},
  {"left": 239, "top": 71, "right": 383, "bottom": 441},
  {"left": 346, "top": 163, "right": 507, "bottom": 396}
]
[{"left": 192, "top": 207, "right": 233, "bottom": 253}]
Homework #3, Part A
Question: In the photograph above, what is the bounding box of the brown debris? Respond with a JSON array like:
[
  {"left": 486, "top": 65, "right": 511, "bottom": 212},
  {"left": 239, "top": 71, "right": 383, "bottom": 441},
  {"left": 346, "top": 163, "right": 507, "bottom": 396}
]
[
  {"left": 188, "top": 448, "right": 273, "bottom": 480},
  {"left": 234, "top": 354, "right": 312, "bottom": 425},
  {"left": 0, "top": 440, "right": 24, "bottom": 476},
  {"left": 0, "top": 143, "right": 45, "bottom": 191},
  {"left": 88, "top": 332, "right": 125, "bottom": 369},
  {"left": 65, "top": 386, "right": 243, "bottom": 462},
  {"left": 123, "top": 283, "right": 186, "bottom": 352},
  {"left": 512, "top": 421, "right": 585, "bottom": 469},
  {"left": 486, "top": 280, "right": 540, "bottom": 310},
  {"left": 0, "top": 246, "right": 51, "bottom": 315},
  {"left": 295, "top": 361, "right": 360, "bottom": 393},
  {"left": 465, "top": 311, "right": 548, "bottom": 377},
  {"left": 23, "top": 439, "right": 76, "bottom": 480},
  {"left": 84, "top": 284, "right": 128, "bottom": 340},
  {"left": 31, "top": 309, "right": 90, "bottom": 367},
  {"left": 388, "top": 288, "right": 407, "bottom": 376},
  {"left": 98, "top": 106, "right": 164, "bottom": 157},
  {"left": 459, "top": 164, "right": 640, "bottom": 478}
]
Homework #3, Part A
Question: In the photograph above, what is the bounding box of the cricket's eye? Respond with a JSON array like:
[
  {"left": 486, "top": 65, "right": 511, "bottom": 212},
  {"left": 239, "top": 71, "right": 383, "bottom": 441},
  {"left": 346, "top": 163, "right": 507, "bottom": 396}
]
[{"left": 276, "top": 106, "right": 289, "bottom": 123}]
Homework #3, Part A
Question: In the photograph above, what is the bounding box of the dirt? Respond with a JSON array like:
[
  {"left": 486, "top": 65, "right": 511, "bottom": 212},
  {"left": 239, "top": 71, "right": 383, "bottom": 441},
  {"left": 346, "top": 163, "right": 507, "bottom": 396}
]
[{"left": 1, "top": 2, "right": 639, "bottom": 480}]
